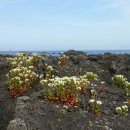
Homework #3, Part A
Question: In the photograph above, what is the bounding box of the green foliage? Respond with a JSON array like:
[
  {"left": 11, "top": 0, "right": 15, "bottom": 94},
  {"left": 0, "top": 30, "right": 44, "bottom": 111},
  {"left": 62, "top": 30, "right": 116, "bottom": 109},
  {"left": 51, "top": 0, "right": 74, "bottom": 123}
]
[{"left": 112, "top": 75, "right": 127, "bottom": 88}]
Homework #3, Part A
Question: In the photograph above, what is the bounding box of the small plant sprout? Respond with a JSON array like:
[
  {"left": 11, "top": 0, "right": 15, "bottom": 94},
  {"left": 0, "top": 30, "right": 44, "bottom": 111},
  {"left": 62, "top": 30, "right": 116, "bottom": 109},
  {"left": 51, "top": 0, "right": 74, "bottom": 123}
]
[
  {"left": 115, "top": 105, "right": 128, "bottom": 116},
  {"left": 89, "top": 99, "right": 103, "bottom": 116},
  {"left": 95, "top": 100, "right": 103, "bottom": 115},
  {"left": 90, "top": 89, "right": 97, "bottom": 100}
]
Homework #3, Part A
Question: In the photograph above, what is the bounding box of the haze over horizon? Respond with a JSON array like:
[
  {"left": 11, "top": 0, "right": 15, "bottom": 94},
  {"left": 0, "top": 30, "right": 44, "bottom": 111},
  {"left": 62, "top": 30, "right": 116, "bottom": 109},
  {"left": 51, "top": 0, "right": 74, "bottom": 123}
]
[{"left": 0, "top": 0, "right": 130, "bottom": 51}]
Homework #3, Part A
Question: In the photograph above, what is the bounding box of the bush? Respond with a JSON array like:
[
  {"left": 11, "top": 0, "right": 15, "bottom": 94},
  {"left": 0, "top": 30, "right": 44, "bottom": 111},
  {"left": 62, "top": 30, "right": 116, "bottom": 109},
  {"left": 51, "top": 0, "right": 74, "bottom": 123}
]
[
  {"left": 6, "top": 53, "right": 41, "bottom": 97},
  {"left": 81, "top": 72, "right": 98, "bottom": 81},
  {"left": 40, "top": 76, "right": 90, "bottom": 106},
  {"left": 112, "top": 75, "right": 127, "bottom": 88}
]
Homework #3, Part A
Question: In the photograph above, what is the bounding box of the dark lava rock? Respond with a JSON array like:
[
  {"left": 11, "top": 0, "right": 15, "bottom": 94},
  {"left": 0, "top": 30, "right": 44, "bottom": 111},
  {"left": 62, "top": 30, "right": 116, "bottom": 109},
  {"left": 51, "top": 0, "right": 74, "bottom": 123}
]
[
  {"left": 1, "top": 51, "right": 130, "bottom": 130},
  {"left": 63, "top": 50, "right": 87, "bottom": 56},
  {"left": 7, "top": 118, "right": 27, "bottom": 130}
]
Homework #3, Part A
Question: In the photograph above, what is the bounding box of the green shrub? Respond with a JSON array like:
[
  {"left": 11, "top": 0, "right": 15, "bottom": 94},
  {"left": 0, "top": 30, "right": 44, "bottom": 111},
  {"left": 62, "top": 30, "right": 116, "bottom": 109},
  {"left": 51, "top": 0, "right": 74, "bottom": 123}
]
[
  {"left": 6, "top": 53, "right": 41, "bottom": 97},
  {"left": 112, "top": 75, "right": 127, "bottom": 88},
  {"left": 82, "top": 72, "right": 98, "bottom": 81},
  {"left": 40, "top": 76, "right": 90, "bottom": 106}
]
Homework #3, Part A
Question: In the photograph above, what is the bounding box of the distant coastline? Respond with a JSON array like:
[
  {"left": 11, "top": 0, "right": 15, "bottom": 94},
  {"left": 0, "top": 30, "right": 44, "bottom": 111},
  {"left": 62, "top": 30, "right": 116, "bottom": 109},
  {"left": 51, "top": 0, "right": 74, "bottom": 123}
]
[{"left": 0, "top": 50, "right": 130, "bottom": 56}]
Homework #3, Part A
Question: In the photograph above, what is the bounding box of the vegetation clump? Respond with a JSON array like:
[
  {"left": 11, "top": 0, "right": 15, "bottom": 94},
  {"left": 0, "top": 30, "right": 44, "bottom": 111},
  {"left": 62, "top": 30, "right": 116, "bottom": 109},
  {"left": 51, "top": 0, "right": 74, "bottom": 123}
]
[
  {"left": 40, "top": 76, "right": 90, "bottom": 106},
  {"left": 89, "top": 99, "right": 103, "bottom": 116},
  {"left": 112, "top": 75, "right": 127, "bottom": 88},
  {"left": 82, "top": 72, "right": 98, "bottom": 82},
  {"left": 115, "top": 105, "right": 128, "bottom": 116},
  {"left": 6, "top": 53, "right": 42, "bottom": 97},
  {"left": 112, "top": 74, "right": 130, "bottom": 96}
]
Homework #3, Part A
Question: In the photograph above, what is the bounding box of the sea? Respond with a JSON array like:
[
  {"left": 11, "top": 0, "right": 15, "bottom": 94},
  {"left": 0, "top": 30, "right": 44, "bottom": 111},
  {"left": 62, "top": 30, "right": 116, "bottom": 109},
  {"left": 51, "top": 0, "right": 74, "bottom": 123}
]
[{"left": 0, "top": 50, "right": 130, "bottom": 57}]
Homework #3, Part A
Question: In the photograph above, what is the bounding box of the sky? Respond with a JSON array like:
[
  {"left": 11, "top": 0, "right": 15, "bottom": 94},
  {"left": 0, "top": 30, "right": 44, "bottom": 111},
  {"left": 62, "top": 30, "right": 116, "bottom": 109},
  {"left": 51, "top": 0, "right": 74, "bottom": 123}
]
[{"left": 0, "top": 0, "right": 130, "bottom": 51}]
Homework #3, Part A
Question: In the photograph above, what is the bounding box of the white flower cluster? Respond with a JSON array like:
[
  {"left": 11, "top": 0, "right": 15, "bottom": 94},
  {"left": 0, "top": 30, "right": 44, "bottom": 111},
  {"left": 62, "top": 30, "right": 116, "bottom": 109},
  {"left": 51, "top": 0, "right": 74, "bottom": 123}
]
[
  {"left": 59, "top": 55, "right": 69, "bottom": 59},
  {"left": 7, "top": 53, "right": 41, "bottom": 68},
  {"left": 41, "top": 76, "right": 90, "bottom": 91},
  {"left": 89, "top": 99, "right": 103, "bottom": 105},
  {"left": 113, "top": 75, "right": 128, "bottom": 81},
  {"left": 115, "top": 105, "right": 128, "bottom": 116}
]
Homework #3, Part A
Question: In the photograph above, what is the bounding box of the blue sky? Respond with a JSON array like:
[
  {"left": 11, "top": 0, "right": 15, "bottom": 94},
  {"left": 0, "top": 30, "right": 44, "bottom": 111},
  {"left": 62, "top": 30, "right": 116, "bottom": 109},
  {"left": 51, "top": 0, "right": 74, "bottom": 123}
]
[{"left": 0, "top": 0, "right": 130, "bottom": 50}]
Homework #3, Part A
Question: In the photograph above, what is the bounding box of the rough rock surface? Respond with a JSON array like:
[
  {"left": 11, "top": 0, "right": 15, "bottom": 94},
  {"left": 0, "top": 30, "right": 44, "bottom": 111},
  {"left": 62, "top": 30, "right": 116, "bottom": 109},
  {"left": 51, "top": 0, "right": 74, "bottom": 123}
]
[
  {"left": 7, "top": 118, "right": 27, "bottom": 130},
  {"left": 0, "top": 51, "right": 130, "bottom": 130}
]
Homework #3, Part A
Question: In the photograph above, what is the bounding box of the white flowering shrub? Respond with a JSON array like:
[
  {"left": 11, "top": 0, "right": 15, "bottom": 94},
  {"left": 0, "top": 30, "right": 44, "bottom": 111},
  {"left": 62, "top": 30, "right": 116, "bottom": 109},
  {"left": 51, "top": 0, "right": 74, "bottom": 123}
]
[
  {"left": 7, "top": 67, "right": 38, "bottom": 96},
  {"left": 6, "top": 53, "right": 42, "bottom": 97},
  {"left": 81, "top": 72, "right": 98, "bottom": 81},
  {"left": 7, "top": 53, "right": 41, "bottom": 68},
  {"left": 40, "top": 76, "right": 90, "bottom": 106},
  {"left": 112, "top": 75, "right": 127, "bottom": 88}
]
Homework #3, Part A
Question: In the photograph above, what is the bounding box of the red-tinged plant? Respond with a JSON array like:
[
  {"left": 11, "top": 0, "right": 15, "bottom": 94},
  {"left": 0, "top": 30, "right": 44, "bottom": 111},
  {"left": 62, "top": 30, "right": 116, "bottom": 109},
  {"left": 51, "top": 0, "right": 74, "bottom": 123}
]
[
  {"left": 58, "top": 55, "right": 68, "bottom": 66},
  {"left": 40, "top": 76, "right": 90, "bottom": 106}
]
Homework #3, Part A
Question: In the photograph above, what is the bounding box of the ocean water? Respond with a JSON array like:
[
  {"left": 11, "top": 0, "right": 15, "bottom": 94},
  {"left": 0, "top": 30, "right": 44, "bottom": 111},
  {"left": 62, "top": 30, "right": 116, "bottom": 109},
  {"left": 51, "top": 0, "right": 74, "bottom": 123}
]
[{"left": 0, "top": 50, "right": 130, "bottom": 56}]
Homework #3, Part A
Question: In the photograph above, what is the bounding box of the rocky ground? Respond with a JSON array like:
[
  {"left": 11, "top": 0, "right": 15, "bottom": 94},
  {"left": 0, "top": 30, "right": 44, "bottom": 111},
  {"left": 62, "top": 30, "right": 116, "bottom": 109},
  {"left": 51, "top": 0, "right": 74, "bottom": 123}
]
[{"left": 0, "top": 50, "right": 130, "bottom": 130}]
